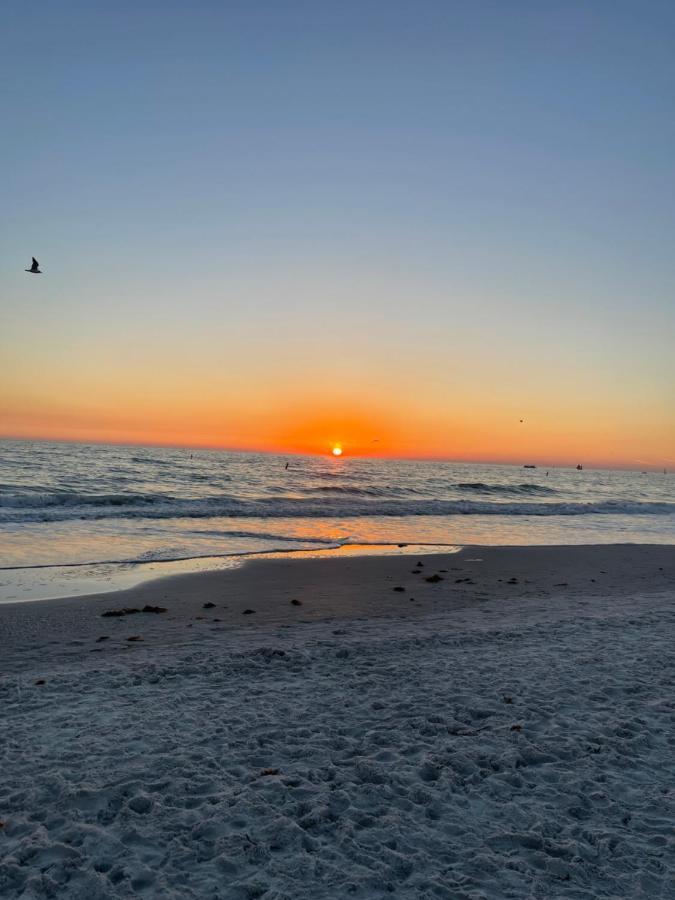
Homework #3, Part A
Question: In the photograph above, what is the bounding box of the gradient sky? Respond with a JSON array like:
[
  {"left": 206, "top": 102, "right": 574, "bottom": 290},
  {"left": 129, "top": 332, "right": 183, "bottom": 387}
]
[{"left": 1, "top": 1, "right": 674, "bottom": 467}]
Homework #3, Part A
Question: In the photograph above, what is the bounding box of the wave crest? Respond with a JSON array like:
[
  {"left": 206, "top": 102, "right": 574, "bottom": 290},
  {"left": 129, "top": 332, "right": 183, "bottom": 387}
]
[
  {"left": 456, "top": 482, "right": 558, "bottom": 496},
  {"left": 1, "top": 493, "right": 672, "bottom": 524}
]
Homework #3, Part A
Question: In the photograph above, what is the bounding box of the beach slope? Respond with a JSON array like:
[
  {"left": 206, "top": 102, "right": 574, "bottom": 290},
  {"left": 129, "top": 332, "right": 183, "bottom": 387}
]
[{"left": 1, "top": 545, "right": 673, "bottom": 898}]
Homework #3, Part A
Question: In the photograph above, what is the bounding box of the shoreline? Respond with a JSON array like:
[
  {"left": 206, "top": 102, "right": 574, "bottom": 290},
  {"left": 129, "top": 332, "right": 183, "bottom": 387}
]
[{"left": 1, "top": 543, "right": 673, "bottom": 676}]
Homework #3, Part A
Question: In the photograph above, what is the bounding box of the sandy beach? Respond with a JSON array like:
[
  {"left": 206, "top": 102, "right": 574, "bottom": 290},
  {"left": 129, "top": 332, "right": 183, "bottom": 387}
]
[{"left": 1, "top": 544, "right": 674, "bottom": 898}]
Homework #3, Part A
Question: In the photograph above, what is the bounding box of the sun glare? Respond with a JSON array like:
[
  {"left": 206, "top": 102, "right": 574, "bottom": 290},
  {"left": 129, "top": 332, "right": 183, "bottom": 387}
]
[{"left": 332, "top": 445, "right": 343, "bottom": 457}]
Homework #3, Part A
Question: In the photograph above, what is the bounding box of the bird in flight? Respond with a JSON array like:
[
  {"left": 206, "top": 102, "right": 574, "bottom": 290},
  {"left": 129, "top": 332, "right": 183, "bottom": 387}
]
[{"left": 25, "top": 257, "right": 41, "bottom": 274}]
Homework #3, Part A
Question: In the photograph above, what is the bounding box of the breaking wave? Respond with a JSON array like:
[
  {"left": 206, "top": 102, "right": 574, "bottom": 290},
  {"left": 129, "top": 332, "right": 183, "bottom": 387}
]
[{"left": 1, "top": 489, "right": 673, "bottom": 524}]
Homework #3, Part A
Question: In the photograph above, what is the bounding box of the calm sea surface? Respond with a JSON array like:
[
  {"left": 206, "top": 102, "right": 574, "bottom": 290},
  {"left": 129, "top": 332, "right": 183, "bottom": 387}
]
[{"left": 1, "top": 440, "right": 673, "bottom": 601}]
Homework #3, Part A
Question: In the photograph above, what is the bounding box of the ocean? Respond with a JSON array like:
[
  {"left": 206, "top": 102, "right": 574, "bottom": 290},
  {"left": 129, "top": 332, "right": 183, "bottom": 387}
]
[{"left": 1, "top": 439, "right": 673, "bottom": 601}]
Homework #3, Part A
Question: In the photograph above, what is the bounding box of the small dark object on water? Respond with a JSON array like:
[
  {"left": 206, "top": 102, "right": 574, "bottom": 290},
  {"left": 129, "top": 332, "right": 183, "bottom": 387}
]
[
  {"left": 425, "top": 574, "right": 443, "bottom": 583},
  {"left": 102, "top": 607, "right": 140, "bottom": 618},
  {"left": 503, "top": 696, "right": 513, "bottom": 704},
  {"left": 142, "top": 604, "right": 166, "bottom": 614},
  {"left": 398, "top": 543, "right": 407, "bottom": 547},
  {"left": 260, "top": 768, "right": 280, "bottom": 776},
  {"left": 203, "top": 602, "right": 216, "bottom": 609},
  {"left": 554, "top": 582, "right": 568, "bottom": 587},
  {"left": 411, "top": 569, "right": 422, "bottom": 574},
  {"left": 393, "top": 586, "right": 406, "bottom": 592},
  {"left": 212, "top": 618, "right": 221, "bottom": 622},
  {"left": 416, "top": 561, "right": 424, "bottom": 567},
  {"left": 34, "top": 679, "right": 46, "bottom": 686},
  {"left": 242, "top": 609, "right": 256, "bottom": 615},
  {"left": 290, "top": 598, "right": 302, "bottom": 606},
  {"left": 96, "top": 636, "right": 109, "bottom": 642},
  {"left": 439, "top": 569, "right": 447, "bottom": 573},
  {"left": 510, "top": 724, "right": 522, "bottom": 732},
  {"left": 507, "top": 578, "right": 518, "bottom": 584},
  {"left": 126, "top": 636, "right": 143, "bottom": 642}
]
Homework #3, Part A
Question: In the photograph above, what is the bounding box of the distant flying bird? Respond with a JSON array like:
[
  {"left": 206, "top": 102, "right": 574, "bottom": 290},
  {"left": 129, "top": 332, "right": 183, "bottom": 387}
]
[{"left": 25, "top": 257, "right": 41, "bottom": 274}]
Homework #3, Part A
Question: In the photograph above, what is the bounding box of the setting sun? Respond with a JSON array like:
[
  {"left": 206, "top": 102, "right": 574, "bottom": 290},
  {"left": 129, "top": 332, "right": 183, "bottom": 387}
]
[{"left": 332, "top": 446, "right": 343, "bottom": 457}]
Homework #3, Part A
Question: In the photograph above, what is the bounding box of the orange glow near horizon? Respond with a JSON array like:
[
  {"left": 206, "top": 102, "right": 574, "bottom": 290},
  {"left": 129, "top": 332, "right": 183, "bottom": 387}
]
[
  {"left": 1, "top": 398, "right": 673, "bottom": 470},
  {"left": 1, "top": 352, "right": 673, "bottom": 470}
]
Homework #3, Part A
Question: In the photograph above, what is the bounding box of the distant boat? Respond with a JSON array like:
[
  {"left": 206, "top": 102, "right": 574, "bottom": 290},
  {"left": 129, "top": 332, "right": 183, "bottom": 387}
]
[
  {"left": 523, "top": 465, "right": 536, "bottom": 469},
  {"left": 576, "top": 464, "right": 583, "bottom": 470}
]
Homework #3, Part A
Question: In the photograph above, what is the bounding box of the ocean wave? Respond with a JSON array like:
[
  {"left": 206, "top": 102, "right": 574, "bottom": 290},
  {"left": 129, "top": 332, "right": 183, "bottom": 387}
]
[
  {"left": 305, "top": 485, "right": 397, "bottom": 497},
  {"left": 1, "top": 494, "right": 673, "bottom": 524},
  {"left": 455, "top": 482, "right": 558, "bottom": 496},
  {"left": 130, "top": 456, "right": 173, "bottom": 467},
  {"left": 0, "top": 490, "right": 175, "bottom": 510}
]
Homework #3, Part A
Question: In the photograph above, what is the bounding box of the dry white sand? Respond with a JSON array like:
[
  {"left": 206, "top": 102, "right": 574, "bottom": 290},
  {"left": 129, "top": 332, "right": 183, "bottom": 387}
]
[{"left": 1, "top": 545, "right": 674, "bottom": 898}]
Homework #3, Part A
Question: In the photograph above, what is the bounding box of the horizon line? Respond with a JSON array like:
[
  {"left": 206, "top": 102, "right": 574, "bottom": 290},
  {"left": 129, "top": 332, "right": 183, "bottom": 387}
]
[{"left": 0, "top": 433, "right": 668, "bottom": 472}]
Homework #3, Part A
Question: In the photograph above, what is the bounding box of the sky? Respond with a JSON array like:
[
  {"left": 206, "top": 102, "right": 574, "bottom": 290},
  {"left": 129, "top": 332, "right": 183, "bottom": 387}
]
[{"left": 1, "top": 0, "right": 674, "bottom": 468}]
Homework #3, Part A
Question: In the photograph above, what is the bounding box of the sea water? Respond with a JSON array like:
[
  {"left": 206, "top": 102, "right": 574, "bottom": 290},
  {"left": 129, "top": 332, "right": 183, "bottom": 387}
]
[{"left": 1, "top": 439, "right": 673, "bottom": 601}]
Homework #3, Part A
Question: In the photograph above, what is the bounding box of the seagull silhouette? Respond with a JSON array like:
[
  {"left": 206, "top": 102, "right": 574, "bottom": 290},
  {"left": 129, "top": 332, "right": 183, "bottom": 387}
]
[{"left": 25, "top": 257, "right": 41, "bottom": 274}]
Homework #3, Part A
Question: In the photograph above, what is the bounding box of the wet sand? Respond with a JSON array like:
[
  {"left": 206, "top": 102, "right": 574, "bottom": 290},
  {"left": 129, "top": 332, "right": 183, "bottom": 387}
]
[{"left": 1, "top": 544, "right": 672, "bottom": 674}]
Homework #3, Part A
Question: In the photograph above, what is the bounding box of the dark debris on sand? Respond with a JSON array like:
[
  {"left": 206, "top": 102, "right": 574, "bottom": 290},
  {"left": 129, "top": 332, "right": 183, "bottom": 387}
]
[{"left": 101, "top": 605, "right": 166, "bottom": 617}]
